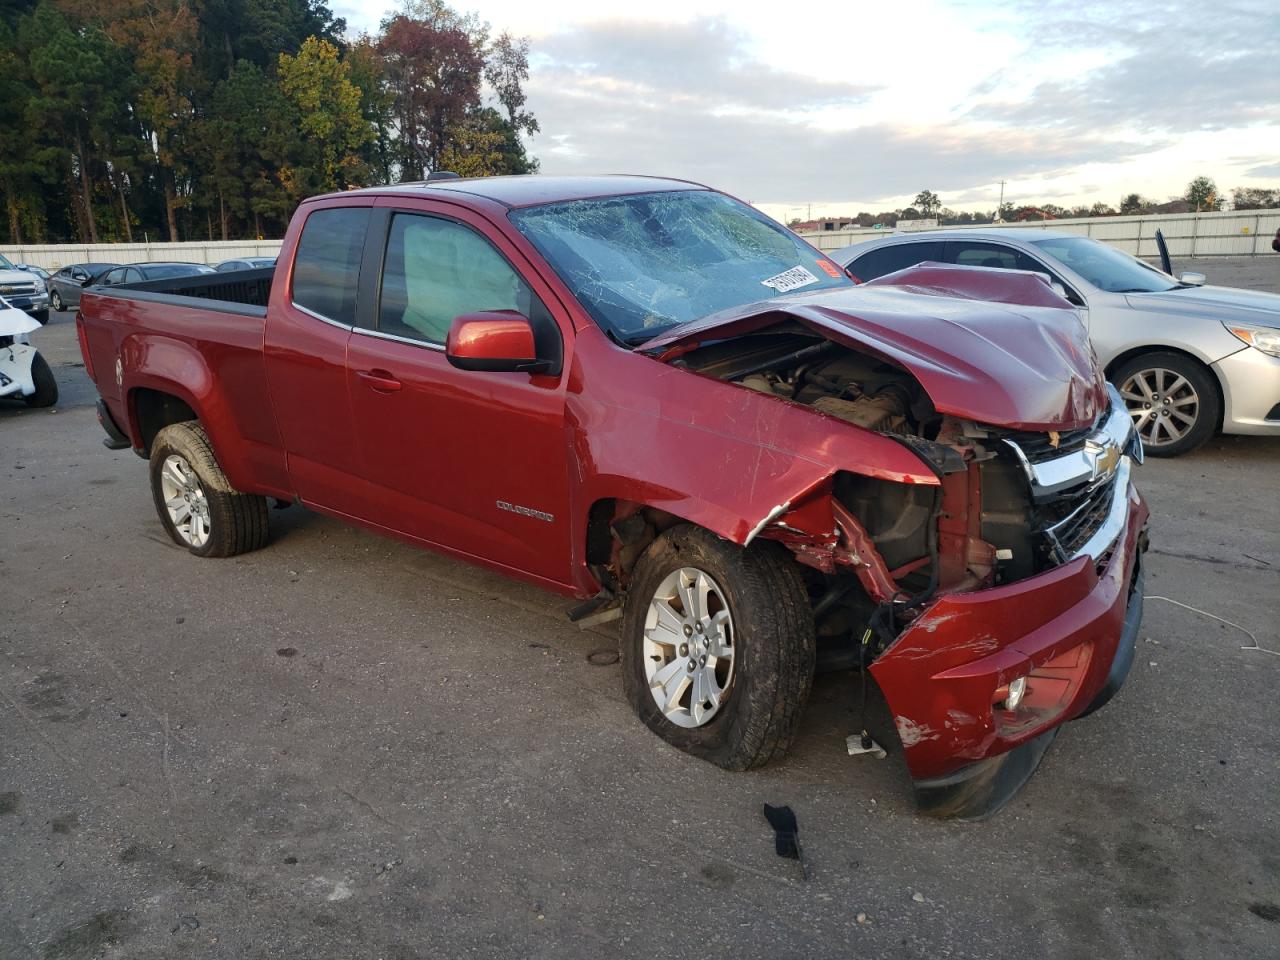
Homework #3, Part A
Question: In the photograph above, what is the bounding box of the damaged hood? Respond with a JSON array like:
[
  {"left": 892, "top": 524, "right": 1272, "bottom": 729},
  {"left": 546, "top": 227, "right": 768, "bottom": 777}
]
[{"left": 643, "top": 263, "right": 1106, "bottom": 431}]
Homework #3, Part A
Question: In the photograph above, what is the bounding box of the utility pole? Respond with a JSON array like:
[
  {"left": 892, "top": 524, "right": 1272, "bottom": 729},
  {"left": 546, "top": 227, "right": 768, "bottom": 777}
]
[{"left": 995, "top": 180, "right": 1007, "bottom": 223}]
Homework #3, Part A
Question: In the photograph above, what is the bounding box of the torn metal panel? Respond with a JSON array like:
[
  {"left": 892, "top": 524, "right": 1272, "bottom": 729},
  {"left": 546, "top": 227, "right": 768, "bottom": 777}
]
[{"left": 869, "top": 482, "right": 1148, "bottom": 792}]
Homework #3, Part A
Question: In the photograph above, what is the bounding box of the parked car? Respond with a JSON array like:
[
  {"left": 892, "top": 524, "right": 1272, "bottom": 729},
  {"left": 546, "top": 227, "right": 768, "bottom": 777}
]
[
  {"left": 48, "top": 262, "right": 119, "bottom": 312},
  {"left": 214, "top": 256, "right": 277, "bottom": 272},
  {"left": 0, "top": 252, "right": 50, "bottom": 324},
  {"left": 833, "top": 229, "right": 1280, "bottom": 456},
  {"left": 94, "top": 262, "right": 216, "bottom": 287},
  {"left": 77, "top": 176, "right": 1148, "bottom": 819}
]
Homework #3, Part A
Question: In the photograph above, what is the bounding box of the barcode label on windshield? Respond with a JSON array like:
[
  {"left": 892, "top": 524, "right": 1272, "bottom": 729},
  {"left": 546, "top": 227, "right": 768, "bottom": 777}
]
[{"left": 761, "top": 266, "right": 819, "bottom": 293}]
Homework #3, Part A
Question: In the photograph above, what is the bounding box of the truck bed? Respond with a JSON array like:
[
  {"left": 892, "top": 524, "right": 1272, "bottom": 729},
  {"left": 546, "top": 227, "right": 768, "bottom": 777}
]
[{"left": 91, "top": 267, "right": 275, "bottom": 318}]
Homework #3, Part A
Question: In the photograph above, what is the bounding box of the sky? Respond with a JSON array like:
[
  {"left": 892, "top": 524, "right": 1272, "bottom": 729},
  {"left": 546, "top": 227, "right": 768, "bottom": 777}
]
[{"left": 336, "top": 0, "right": 1280, "bottom": 221}]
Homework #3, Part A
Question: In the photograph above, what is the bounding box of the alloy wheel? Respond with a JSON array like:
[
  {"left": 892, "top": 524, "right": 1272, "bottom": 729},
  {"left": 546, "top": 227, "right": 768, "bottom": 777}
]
[
  {"left": 642, "top": 566, "right": 735, "bottom": 728},
  {"left": 1119, "top": 367, "right": 1199, "bottom": 447},
  {"left": 159, "top": 454, "right": 211, "bottom": 547}
]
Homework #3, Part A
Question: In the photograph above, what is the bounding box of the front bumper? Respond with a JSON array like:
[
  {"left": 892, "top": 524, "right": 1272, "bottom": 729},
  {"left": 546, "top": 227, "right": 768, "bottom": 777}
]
[
  {"left": 4, "top": 294, "right": 49, "bottom": 314},
  {"left": 870, "top": 475, "right": 1149, "bottom": 820},
  {"left": 1213, "top": 346, "right": 1280, "bottom": 435}
]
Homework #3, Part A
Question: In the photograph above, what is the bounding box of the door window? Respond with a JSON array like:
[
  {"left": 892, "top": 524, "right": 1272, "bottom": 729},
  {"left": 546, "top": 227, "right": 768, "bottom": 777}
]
[
  {"left": 375, "top": 213, "right": 542, "bottom": 346},
  {"left": 945, "top": 240, "right": 1084, "bottom": 304},
  {"left": 291, "top": 206, "right": 371, "bottom": 325},
  {"left": 946, "top": 240, "right": 1041, "bottom": 271},
  {"left": 846, "top": 241, "right": 943, "bottom": 281}
]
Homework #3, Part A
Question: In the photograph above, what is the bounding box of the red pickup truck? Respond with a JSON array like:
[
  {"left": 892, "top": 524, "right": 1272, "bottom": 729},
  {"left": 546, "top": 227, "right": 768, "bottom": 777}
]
[{"left": 77, "top": 175, "right": 1148, "bottom": 819}]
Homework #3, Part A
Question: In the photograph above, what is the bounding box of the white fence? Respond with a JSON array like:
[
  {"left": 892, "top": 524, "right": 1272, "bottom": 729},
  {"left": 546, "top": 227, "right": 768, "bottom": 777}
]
[
  {"left": 798, "top": 208, "right": 1280, "bottom": 257},
  {"left": 0, "top": 240, "right": 284, "bottom": 271}
]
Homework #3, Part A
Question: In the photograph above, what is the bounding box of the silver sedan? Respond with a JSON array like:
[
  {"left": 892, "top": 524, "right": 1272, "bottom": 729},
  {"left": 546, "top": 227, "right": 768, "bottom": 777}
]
[{"left": 832, "top": 229, "right": 1280, "bottom": 456}]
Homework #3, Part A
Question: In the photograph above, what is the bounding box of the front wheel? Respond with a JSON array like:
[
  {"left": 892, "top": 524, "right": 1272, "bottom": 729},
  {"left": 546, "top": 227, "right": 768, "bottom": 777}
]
[
  {"left": 50, "top": 290, "right": 64, "bottom": 312},
  {"left": 149, "top": 421, "right": 269, "bottom": 557},
  {"left": 1112, "top": 351, "right": 1220, "bottom": 457},
  {"left": 621, "top": 525, "right": 815, "bottom": 771},
  {"left": 23, "top": 352, "right": 58, "bottom": 407}
]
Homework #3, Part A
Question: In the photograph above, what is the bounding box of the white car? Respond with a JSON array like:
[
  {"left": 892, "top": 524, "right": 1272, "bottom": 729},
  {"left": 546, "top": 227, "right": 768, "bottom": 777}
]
[
  {"left": 0, "top": 253, "right": 50, "bottom": 324},
  {"left": 0, "top": 297, "right": 57, "bottom": 407},
  {"left": 833, "top": 229, "right": 1280, "bottom": 456}
]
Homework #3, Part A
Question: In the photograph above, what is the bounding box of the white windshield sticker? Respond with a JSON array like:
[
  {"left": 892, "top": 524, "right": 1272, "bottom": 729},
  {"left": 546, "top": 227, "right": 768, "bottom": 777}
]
[{"left": 761, "top": 265, "right": 819, "bottom": 293}]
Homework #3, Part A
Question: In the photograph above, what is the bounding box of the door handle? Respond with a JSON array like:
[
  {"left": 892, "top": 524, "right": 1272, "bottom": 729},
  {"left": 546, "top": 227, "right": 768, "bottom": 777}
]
[{"left": 356, "top": 369, "right": 402, "bottom": 393}]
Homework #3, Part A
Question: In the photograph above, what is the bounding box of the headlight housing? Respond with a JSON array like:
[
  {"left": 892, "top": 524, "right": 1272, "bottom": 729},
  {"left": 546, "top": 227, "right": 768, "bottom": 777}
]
[{"left": 1225, "top": 322, "right": 1280, "bottom": 359}]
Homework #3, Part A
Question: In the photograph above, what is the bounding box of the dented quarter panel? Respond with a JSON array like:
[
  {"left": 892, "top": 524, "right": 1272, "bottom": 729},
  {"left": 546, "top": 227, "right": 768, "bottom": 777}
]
[
  {"left": 870, "top": 477, "right": 1149, "bottom": 782},
  {"left": 642, "top": 265, "right": 1106, "bottom": 431}
]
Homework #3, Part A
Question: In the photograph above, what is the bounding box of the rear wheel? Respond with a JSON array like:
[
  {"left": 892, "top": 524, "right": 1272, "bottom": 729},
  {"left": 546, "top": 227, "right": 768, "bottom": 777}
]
[
  {"left": 23, "top": 352, "right": 57, "bottom": 407},
  {"left": 1112, "top": 351, "right": 1219, "bottom": 457},
  {"left": 620, "top": 525, "right": 815, "bottom": 771},
  {"left": 149, "top": 422, "right": 269, "bottom": 557}
]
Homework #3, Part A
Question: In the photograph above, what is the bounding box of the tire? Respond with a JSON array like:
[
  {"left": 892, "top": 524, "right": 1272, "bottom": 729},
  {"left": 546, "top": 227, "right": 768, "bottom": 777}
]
[
  {"left": 32, "top": 309, "right": 49, "bottom": 325},
  {"left": 23, "top": 352, "right": 58, "bottom": 408},
  {"left": 620, "top": 524, "right": 816, "bottom": 771},
  {"left": 148, "top": 421, "right": 269, "bottom": 557},
  {"left": 1111, "top": 351, "right": 1219, "bottom": 457},
  {"left": 50, "top": 290, "right": 63, "bottom": 312}
]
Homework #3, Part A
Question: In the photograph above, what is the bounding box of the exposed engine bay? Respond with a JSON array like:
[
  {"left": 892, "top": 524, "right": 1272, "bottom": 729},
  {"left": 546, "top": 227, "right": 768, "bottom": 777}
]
[
  {"left": 667, "top": 322, "right": 1140, "bottom": 665},
  {"left": 675, "top": 324, "right": 928, "bottom": 436}
]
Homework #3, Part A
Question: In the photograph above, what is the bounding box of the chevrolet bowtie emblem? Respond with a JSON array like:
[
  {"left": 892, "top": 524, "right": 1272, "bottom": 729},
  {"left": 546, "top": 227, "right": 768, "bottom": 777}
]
[{"left": 1085, "top": 437, "right": 1121, "bottom": 482}]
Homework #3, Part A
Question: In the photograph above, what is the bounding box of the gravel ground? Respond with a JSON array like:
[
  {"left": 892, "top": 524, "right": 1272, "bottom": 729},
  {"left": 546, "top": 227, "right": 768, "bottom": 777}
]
[{"left": 2, "top": 275, "right": 1279, "bottom": 959}]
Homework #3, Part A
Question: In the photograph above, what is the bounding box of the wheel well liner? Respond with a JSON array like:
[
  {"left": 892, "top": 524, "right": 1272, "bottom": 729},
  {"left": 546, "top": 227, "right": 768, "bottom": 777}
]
[{"left": 131, "top": 388, "right": 197, "bottom": 454}]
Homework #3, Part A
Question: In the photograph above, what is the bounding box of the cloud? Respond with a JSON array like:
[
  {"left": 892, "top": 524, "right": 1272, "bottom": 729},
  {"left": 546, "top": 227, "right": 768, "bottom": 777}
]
[
  {"left": 525, "top": 16, "right": 1149, "bottom": 204},
  {"left": 535, "top": 17, "right": 879, "bottom": 114},
  {"left": 971, "top": 1, "right": 1280, "bottom": 136},
  {"left": 1246, "top": 162, "right": 1280, "bottom": 179}
]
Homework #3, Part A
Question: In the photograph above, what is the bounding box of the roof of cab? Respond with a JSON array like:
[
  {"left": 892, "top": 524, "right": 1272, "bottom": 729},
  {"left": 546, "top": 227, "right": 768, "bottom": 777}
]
[{"left": 331, "top": 174, "right": 709, "bottom": 209}]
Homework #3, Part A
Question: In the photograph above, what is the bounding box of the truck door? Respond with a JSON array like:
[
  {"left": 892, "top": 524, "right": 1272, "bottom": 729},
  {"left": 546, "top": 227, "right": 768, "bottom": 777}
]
[
  {"left": 263, "top": 203, "right": 370, "bottom": 510},
  {"left": 343, "top": 201, "right": 574, "bottom": 588}
]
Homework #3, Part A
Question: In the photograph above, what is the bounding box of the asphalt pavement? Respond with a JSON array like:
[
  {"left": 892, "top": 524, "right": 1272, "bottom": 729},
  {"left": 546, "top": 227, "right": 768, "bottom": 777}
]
[{"left": 2, "top": 271, "right": 1279, "bottom": 959}]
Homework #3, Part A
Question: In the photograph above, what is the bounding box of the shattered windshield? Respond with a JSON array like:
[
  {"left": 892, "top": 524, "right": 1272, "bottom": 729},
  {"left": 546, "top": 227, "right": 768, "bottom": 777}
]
[{"left": 510, "top": 190, "right": 852, "bottom": 344}]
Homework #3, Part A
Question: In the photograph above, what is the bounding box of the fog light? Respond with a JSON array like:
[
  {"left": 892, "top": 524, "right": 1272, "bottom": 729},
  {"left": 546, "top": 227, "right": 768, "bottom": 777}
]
[{"left": 1005, "top": 676, "right": 1028, "bottom": 711}]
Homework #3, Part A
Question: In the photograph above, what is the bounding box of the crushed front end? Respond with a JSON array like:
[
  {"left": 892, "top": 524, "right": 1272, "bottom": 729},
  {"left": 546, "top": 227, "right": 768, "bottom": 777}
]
[
  {"left": 657, "top": 296, "right": 1149, "bottom": 819},
  {"left": 868, "top": 398, "right": 1148, "bottom": 818}
]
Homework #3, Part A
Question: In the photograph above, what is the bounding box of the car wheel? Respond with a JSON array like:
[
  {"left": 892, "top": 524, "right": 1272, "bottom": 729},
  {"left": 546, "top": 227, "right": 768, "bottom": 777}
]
[
  {"left": 50, "top": 290, "right": 63, "bottom": 312},
  {"left": 1112, "top": 351, "right": 1219, "bottom": 457},
  {"left": 620, "top": 524, "right": 815, "bottom": 771},
  {"left": 149, "top": 421, "right": 269, "bottom": 557},
  {"left": 23, "top": 352, "right": 58, "bottom": 407}
]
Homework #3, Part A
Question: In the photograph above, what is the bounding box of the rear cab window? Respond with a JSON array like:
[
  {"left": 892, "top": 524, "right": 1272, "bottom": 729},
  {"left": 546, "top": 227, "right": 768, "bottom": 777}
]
[{"left": 291, "top": 206, "right": 372, "bottom": 325}]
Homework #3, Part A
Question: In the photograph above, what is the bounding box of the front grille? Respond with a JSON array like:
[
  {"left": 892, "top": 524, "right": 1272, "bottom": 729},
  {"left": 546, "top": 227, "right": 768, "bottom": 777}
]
[
  {"left": 994, "top": 392, "right": 1133, "bottom": 573},
  {"left": 1000, "top": 422, "right": 1094, "bottom": 458},
  {"left": 1043, "top": 479, "right": 1116, "bottom": 563},
  {"left": 0, "top": 282, "right": 38, "bottom": 296}
]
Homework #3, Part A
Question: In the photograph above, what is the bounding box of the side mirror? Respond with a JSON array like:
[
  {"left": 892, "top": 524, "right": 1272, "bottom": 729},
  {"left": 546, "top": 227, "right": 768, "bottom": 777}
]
[
  {"left": 1178, "top": 271, "right": 1206, "bottom": 287},
  {"left": 445, "top": 310, "right": 549, "bottom": 373}
]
